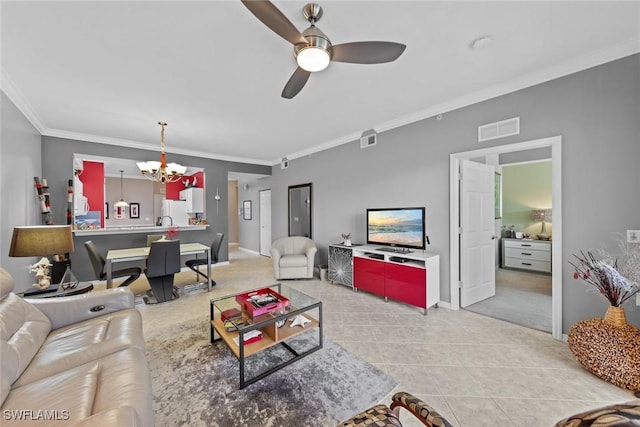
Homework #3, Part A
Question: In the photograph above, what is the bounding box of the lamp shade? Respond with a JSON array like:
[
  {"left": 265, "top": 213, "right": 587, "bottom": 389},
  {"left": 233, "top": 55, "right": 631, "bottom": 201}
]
[
  {"left": 531, "top": 209, "right": 552, "bottom": 222},
  {"left": 9, "top": 225, "right": 74, "bottom": 257}
]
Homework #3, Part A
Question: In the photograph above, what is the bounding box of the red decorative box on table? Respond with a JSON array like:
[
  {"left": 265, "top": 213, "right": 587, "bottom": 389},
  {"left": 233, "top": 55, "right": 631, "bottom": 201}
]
[{"left": 235, "top": 288, "right": 289, "bottom": 320}]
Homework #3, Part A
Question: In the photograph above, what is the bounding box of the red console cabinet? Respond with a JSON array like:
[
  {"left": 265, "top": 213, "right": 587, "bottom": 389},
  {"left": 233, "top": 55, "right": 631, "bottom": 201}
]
[{"left": 353, "top": 257, "right": 385, "bottom": 297}]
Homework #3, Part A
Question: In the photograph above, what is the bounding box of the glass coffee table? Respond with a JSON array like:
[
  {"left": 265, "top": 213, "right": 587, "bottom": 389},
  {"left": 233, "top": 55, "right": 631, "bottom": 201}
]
[{"left": 210, "top": 283, "right": 323, "bottom": 388}]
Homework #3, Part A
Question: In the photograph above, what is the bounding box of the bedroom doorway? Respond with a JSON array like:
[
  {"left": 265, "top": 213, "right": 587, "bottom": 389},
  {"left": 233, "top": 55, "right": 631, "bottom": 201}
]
[{"left": 449, "top": 136, "right": 563, "bottom": 340}]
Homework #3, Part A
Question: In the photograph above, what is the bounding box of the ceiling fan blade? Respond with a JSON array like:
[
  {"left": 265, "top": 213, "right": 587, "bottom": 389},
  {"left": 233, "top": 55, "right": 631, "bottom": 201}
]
[
  {"left": 331, "top": 42, "right": 406, "bottom": 64},
  {"left": 241, "top": 0, "right": 307, "bottom": 45},
  {"left": 281, "top": 67, "right": 311, "bottom": 99}
]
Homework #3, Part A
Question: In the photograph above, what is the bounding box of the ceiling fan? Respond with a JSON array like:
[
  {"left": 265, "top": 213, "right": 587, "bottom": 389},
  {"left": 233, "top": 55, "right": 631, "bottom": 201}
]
[{"left": 241, "top": 1, "right": 406, "bottom": 99}]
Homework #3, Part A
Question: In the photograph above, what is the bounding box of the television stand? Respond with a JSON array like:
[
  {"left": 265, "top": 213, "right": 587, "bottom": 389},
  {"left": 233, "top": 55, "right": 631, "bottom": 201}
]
[{"left": 352, "top": 245, "right": 440, "bottom": 313}]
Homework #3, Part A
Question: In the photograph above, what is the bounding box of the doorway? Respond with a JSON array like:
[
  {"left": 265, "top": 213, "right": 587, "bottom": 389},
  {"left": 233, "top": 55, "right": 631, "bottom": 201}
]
[
  {"left": 449, "top": 136, "right": 563, "bottom": 340},
  {"left": 259, "top": 189, "right": 272, "bottom": 256}
]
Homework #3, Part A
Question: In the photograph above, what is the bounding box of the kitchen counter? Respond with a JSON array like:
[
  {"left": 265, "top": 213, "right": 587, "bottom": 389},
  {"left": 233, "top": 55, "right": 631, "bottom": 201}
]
[{"left": 72, "top": 224, "right": 208, "bottom": 236}]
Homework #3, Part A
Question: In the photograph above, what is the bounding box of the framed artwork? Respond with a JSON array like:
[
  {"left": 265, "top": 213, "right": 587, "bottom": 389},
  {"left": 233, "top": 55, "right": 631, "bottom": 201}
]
[
  {"left": 130, "top": 202, "right": 140, "bottom": 219},
  {"left": 494, "top": 172, "right": 502, "bottom": 219},
  {"left": 243, "top": 200, "right": 252, "bottom": 220},
  {"left": 105, "top": 202, "right": 109, "bottom": 220}
]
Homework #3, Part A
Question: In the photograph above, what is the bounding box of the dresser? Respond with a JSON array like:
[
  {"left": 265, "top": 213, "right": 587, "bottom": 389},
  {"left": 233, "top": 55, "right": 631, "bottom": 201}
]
[{"left": 501, "top": 238, "right": 551, "bottom": 273}]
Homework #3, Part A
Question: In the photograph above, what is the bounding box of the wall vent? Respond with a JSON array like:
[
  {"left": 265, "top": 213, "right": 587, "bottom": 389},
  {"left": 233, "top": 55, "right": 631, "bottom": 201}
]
[
  {"left": 360, "top": 129, "right": 377, "bottom": 149},
  {"left": 478, "top": 117, "right": 520, "bottom": 142}
]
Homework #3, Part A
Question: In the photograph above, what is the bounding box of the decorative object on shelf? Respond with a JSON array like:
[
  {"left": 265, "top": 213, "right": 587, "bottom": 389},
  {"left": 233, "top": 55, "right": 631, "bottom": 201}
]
[
  {"left": 33, "top": 177, "right": 53, "bottom": 225},
  {"left": 114, "top": 170, "right": 128, "bottom": 219},
  {"left": 137, "top": 121, "right": 187, "bottom": 183},
  {"left": 129, "top": 202, "right": 140, "bottom": 219},
  {"left": 531, "top": 208, "right": 551, "bottom": 240},
  {"left": 243, "top": 200, "right": 252, "bottom": 220},
  {"left": 9, "top": 225, "right": 75, "bottom": 290},
  {"left": 569, "top": 245, "right": 639, "bottom": 327},
  {"left": 289, "top": 315, "right": 311, "bottom": 328},
  {"left": 341, "top": 233, "right": 352, "bottom": 246},
  {"left": 66, "top": 179, "right": 73, "bottom": 225},
  {"left": 30, "top": 257, "right": 52, "bottom": 289}
]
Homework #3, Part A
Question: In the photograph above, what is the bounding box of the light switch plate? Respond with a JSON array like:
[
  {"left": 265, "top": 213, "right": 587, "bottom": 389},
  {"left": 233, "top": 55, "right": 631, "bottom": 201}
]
[{"left": 627, "top": 230, "right": 640, "bottom": 243}]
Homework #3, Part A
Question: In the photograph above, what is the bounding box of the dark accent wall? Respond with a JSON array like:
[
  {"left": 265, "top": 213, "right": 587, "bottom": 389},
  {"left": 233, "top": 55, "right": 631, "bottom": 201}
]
[{"left": 269, "top": 54, "right": 640, "bottom": 332}]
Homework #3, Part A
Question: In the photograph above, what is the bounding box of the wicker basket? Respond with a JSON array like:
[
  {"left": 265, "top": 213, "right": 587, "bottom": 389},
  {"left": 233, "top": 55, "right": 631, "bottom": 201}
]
[{"left": 604, "top": 305, "right": 627, "bottom": 327}]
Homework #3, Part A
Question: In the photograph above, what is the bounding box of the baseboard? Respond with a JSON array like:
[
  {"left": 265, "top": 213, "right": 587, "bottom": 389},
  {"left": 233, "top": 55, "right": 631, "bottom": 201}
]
[{"left": 238, "top": 247, "right": 261, "bottom": 256}]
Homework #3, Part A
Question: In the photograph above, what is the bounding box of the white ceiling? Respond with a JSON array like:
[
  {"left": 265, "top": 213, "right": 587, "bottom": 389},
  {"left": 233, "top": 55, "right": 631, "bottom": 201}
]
[{"left": 2, "top": 1, "right": 639, "bottom": 166}]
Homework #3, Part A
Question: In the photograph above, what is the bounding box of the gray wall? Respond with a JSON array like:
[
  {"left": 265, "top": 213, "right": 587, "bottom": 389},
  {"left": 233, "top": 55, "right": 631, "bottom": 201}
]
[
  {"left": 269, "top": 54, "right": 640, "bottom": 332},
  {"left": 238, "top": 179, "right": 271, "bottom": 252},
  {"left": 0, "top": 92, "right": 43, "bottom": 288},
  {"left": 38, "top": 136, "right": 270, "bottom": 283}
]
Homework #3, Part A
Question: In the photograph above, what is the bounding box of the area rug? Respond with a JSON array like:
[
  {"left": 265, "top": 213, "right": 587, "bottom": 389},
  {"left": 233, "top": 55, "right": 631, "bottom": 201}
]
[{"left": 145, "top": 317, "right": 398, "bottom": 426}]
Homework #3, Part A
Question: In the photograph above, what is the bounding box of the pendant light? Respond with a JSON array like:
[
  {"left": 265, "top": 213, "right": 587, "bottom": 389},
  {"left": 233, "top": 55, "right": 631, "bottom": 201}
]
[
  {"left": 137, "top": 121, "right": 187, "bottom": 183},
  {"left": 114, "top": 170, "right": 128, "bottom": 219}
]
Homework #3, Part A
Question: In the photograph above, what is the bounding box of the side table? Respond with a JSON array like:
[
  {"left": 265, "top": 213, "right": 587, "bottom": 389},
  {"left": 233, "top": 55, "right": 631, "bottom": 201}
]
[{"left": 18, "top": 282, "right": 94, "bottom": 299}]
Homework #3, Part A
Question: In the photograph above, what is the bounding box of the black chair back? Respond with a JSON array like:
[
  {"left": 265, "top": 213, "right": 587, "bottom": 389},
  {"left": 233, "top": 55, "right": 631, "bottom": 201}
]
[
  {"left": 84, "top": 240, "right": 106, "bottom": 279},
  {"left": 146, "top": 240, "right": 181, "bottom": 278},
  {"left": 211, "top": 233, "right": 225, "bottom": 263}
]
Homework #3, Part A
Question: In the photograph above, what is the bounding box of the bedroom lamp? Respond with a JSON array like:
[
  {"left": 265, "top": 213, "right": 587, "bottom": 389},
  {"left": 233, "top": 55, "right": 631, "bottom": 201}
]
[
  {"left": 9, "top": 225, "right": 75, "bottom": 289},
  {"left": 531, "top": 209, "right": 552, "bottom": 240}
]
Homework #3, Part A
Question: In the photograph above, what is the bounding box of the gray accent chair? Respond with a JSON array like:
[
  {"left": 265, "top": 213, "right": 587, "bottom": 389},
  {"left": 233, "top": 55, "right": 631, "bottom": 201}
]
[
  {"left": 144, "top": 239, "right": 181, "bottom": 303},
  {"left": 270, "top": 236, "right": 317, "bottom": 279}
]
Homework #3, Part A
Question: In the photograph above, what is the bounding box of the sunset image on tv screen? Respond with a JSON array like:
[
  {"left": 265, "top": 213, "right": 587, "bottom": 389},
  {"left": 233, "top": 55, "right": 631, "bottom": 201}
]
[{"left": 368, "top": 209, "right": 424, "bottom": 247}]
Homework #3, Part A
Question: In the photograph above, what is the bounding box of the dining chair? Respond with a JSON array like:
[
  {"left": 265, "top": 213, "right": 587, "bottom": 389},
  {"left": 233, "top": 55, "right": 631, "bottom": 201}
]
[
  {"left": 185, "top": 232, "right": 224, "bottom": 287},
  {"left": 144, "top": 239, "right": 181, "bottom": 304},
  {"left": 84, "top": 240, "right": 142, "bottom": 287},
  {"left": 146, "top": 234, "right": 164, "bottom": 246}
]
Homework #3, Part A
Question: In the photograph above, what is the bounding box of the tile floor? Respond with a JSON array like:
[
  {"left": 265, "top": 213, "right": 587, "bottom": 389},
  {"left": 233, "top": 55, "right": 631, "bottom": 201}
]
[{"left": 135, "top": 246, "right": 635, "bottom": 427}]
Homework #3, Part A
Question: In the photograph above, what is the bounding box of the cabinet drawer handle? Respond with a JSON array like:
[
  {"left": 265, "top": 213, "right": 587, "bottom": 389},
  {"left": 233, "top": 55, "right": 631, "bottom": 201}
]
[
  {"left": 521, "top": 252, "right": 532, "bottom": 256},
  {"left": 521, "top": 263, "right": 532, "bottom": 266},
  {"left": 521, "top": 244, "right": 532, "bottom": 247}
]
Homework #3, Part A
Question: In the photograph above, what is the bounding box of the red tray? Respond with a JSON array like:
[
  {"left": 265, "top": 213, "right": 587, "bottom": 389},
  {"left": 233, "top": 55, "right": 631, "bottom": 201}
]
[{"left": 235, "top": 288, "right": 289, "bottom": 319}]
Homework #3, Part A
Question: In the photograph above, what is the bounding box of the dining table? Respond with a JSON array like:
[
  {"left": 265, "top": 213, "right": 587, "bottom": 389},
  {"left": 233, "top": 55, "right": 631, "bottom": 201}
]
[{"left": 105, "top": 242, "right": 212, "bottom": 291}]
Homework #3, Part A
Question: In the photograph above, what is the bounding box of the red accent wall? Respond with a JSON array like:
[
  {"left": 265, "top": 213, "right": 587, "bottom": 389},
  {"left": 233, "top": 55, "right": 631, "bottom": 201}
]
[
  {"left": 165, "top": 172, "right": 204, "bottom": 200},
  {"left": 79, "top": 161, "right": 105, "bottom": 227}
]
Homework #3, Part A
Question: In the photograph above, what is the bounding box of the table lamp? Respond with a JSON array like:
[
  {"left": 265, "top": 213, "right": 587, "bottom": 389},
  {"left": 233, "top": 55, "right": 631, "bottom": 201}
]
[
  {"left": 531, "top": 209, "right": 552, "bottom": 240},
  {"left": 9, "top": 225, "right": 74, "bottom": 290}
]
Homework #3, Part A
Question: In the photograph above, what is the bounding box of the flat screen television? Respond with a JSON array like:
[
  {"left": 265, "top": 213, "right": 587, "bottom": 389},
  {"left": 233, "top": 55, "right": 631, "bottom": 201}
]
[{"left": 366, "top": 207, "right": 426, "bottom": 251}]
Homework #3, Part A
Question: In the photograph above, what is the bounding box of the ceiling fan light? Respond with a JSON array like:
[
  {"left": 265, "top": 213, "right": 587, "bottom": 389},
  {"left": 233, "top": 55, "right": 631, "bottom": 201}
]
[{"left": 297, "top": 46, "right": 330, "bottom": 72}]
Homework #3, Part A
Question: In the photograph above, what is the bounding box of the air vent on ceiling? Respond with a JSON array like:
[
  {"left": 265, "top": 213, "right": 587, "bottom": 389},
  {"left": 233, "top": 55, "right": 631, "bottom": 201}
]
[
  {"left": 478, "top": 117, "right": 520, "bottom": 142},
  {"left": 360, "top": 129, "right": 377, "bottom": 149}
]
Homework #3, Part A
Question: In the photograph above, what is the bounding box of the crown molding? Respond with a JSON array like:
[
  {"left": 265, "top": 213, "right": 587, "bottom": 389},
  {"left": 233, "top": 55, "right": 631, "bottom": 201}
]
[
  {"left": 1, "top": 68, "right": 47, "bottom": 133},
  {"left": 276, "top": 38, "right": 640, "bottom": 164},
  {"left": 43, "top": 128, "right": 273, "bottom": 166}
]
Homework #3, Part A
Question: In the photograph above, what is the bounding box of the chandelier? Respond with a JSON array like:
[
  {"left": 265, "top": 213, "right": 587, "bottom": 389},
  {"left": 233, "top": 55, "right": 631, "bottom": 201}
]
[{"left": 137, "top": 121, "right": 186, "bottom": 183}]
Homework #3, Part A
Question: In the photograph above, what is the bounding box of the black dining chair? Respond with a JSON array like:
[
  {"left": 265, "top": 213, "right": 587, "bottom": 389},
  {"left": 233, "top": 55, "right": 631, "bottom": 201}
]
[
  {"left": 185, "top": 232, "right": 224, "bottom": 287},
  {"left": 84, "top": 240, "right": 142, "bottom": 287},
  {"left": 144, "top": 239, "right": 181, "bottom": 304}
]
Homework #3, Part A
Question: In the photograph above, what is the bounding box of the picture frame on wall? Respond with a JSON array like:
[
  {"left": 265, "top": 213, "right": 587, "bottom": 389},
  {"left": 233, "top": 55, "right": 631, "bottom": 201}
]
[
  {"left": 130, "top": 202, "right": 140, "bottom": 219},
  {"left": 243, "top": 200, "right": 252, "bottom": 220}
]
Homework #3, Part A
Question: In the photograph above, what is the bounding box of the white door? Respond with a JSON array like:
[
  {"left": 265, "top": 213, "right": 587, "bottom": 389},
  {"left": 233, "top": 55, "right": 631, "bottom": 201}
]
[
  {"left": 460, "top": 160, "right": 496, "bottom": 307},
  {"left": 259, "top": 190, "right": 272, "bottom": 256}
]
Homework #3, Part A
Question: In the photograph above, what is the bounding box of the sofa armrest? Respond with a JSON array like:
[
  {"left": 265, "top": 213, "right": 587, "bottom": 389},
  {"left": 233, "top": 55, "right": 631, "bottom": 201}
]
[
  {"left": 390, "top": 391, "right": 453, "bottom": 427},
  {"left": 28, "top": 288, "right": 135, "bottom": 330}
]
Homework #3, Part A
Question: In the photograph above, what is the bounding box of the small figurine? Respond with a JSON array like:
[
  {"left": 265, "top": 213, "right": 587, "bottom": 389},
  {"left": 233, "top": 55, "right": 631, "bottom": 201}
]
[
  {"left": 289, "top": 315, "right": 311, "bottom": 328},
  {"left": 30, "top": 257, "right": 52, "bottom": 289},
  {"left": 341, "top": 232, "right": 352, "bottom": 246}
]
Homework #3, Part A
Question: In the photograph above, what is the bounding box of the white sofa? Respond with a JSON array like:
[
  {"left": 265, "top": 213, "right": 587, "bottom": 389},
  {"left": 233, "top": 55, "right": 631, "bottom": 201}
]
[
  {"left": 270, "top": 236, "right": 317, "bottom": 279},
  {"left": 0, "top": 268, "right": 154, "bottom": 426}
]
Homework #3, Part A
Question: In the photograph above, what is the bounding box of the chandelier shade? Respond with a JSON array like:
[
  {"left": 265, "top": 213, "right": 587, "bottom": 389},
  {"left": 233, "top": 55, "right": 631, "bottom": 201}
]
[{"left": 137, "top": 122, "right": 186, "bottom": 183}]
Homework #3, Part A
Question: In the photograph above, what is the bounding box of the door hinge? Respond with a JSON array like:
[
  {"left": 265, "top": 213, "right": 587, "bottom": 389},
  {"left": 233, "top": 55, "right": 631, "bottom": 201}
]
[
  {"left": 458, "top": 227, "right": 462, "bottom": 234},
  {"left": 458, "top": 172, "right": 462, "bottom": 181},
  {"left": 458, "top": 281, "right": 463, "bottom": 289}
]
